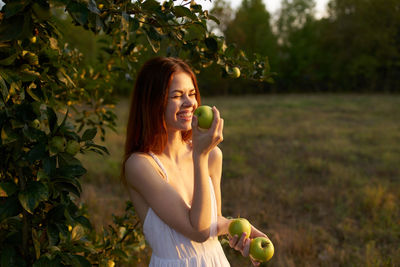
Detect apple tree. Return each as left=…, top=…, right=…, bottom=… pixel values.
left=0, top=0, right=273, bottom=265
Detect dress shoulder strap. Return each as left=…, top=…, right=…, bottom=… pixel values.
left=148, top=152, right=169, bottom=182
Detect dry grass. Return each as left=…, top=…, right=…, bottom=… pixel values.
left=78, top=94, right=400, bottom=266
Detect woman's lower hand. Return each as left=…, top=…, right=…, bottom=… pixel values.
left=228, top=233, right=261, bottom=266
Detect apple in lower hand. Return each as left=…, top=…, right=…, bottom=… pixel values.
left=228, top=218, right=251, bottom=239
left=193, top=105, right=214, bottom=129
left=250, top=237, right=274, bottom=262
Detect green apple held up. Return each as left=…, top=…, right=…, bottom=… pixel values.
left=250, top=237, right=274, bottom=262
left=228, top=218, right=251, bottom=239
left=193, top=105, right=214, bottom=129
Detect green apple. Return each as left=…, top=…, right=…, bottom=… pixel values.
left=31, top=119, right=40, bottom=129
left=193, top=105, right=214, bottom=129
left=228, top=218, right=251, bottom=239
left=50, top=136, right=66, bottom=153
left=250, top=237, right=274, bottom=262
left=231, top=67, right=241, bottom=79
left=65, top=140, right=80, bottom=156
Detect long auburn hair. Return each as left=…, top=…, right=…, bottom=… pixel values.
left=122, top=57, right=201, bottom=180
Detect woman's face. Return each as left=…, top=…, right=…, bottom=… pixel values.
left=164, top=72, right=198, bottom=132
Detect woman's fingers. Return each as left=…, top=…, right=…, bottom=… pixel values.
left=229, top=234, right=261, bottom=266
left=216, top=118, right=224, bottom=144
left=210, top=106, right=221, bottom=131
left=251, top=258, right=261, bottom=267
left=234, top=233, right=246, bottom=251
left=229, top=233, right=249, bottom=255
left=228, top=234, right=238, bottom=248
left=241, top=237, right=251, bottom=257
left=191, top=114, right=198, bottom=131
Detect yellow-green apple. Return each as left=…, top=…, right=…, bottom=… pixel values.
left=230, top=67, right=240, bottom=79
left=250, top=237, right=274, bottom=262
left=193, top=105, right=213, bottom=129
left=49, top=136, right=66, bottom=153
left=30, top=119, right=40, bottom=129
left=228, top=218, right=251, bottom=239
left=65, top=140, right=80, bottom=156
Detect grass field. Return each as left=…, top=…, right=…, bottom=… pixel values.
left=78, top=94, right=400, bottom=266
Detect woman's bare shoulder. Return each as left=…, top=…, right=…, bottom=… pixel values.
left=125, top=153, right=154, bottom=181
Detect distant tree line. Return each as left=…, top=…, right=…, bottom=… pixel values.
left=198, top=0, right=400, bottom=94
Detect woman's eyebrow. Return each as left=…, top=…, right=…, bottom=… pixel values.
left=170, top=88, right=196, bottom=94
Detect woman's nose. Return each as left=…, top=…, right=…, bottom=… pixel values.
left=182, top=95, right=196, bottom=107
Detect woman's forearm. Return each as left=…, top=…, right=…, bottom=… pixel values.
left=217, top=215, right=232, bottom=236
left=189, top=152, right=212, bottom=237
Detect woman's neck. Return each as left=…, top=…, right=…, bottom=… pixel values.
left=162, top=130, right=190, bottom=162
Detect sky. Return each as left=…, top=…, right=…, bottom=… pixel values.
left=196, top=0, right=330, bottom=18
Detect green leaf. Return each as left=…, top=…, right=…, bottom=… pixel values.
left=74, top=215, right=92, bottom=230
left=47, top=205, right=66, bottom=224
left=0, top=15, right=25, bottom=42
left=70, top=255, right=91, bottom=267
left=111, top=248, right=128, bottom=259
left=184, top=23, right=206, bottom=41
left=208, top=15, right=220, bottom=25
left=32, top=2, right=51, bottom=20
left=33, top=256, right=62, bottom=267
left=27, top=141, right=47, bottom=163
left=3, top=0, right=29, bottom=19
left=32, top=228, right=41, bottom=260
left=58, top=152, right=81, bottom=167
left=130, top=17, right=140, bottom=32
left=0, top=246, right=16, bottom=267
left=71, top=224, right=85, bottom=241
left=174, top=6, right=196, bottom=20
left=66, top=1, right=89, bottom=26
left=18, top=181, right=49, bottom=214
left=54, top=181, right=81, bottom=197
left=205, top=37, right=218, bottom=52
left=43, top=156, right=57, bottom=176
left=82, top=127, right=97, bottom=141
left=0, top=195, right=22, bottom=222
left=144, top=27, right=161, bottom=53
left=57, top=165, right=87, bottom=178
left=142, top=0, right=161, bottom=12
left=0, top=53, right=18, bottom=66
left=87, top=0, right=100, bottom=15
left=87, top=143, right=109, bottom=155
left=0, top=181, right=18, bottom=197
left=47, top=223, right=60, bottom=246
left=47, top=107, right=57, bottom=133
left=0, top=75, right=8, bottom=101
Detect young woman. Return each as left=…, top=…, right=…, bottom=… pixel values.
left=123, top=57, right=268, bottom=266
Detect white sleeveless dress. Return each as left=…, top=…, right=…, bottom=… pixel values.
left=143, top=152, right=230, bottom=267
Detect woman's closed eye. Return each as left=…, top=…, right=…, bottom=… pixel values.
left=172, top=93, right=196, bottom=98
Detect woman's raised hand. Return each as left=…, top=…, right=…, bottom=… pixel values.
left=191, top=106, right=224, bottom=156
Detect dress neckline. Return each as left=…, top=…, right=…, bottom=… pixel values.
left=148, top=151, right=192, bottom=208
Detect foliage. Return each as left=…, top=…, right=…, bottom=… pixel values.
left=198, top=0, right=277, bottom=95
left=275, top=0, right=400, bottom=92
left=207, top=0, right=400, bottom=93
left=0, top=0, right=272, bottom=265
